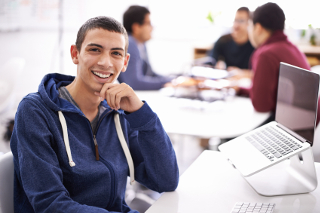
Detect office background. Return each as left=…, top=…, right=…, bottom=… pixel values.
left=1, top=0, right=320, bottom=165
left=0, top=0, right=319, bottom=97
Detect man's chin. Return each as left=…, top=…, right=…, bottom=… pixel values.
left=231, top=32, right=239, bottom=38
left=92, top=84, right=103, bottom=93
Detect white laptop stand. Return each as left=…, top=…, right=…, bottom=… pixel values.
left=243, top=148, right=318, bottom=196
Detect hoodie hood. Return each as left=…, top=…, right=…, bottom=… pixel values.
left=38, top=73, right=75, bottom=112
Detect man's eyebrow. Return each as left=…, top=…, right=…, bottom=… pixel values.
left=111, top=47, right=124, bottom=51
left=86, top=44, right=124, bottom=51
left=87, top=43, right=103, bottom=48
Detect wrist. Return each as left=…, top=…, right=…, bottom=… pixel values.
left=126, top=101, right=144, bottom=113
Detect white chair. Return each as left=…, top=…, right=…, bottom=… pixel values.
left=0, top=152, right=14, bottom=213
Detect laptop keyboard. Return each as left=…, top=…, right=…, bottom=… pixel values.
left=246, top=126, right=303, bottom=161
left=231, top=202, right=275, bottom=213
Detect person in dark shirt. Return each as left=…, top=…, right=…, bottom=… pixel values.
left=207, top=7, right=254, bottom=70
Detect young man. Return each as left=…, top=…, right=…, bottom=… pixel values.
left=10, top=16, right=179, bottom=213
left=207, top=7, right=254, bottom=70
left=118, top=5, right=173, bottom=90
left=248, top=3, right=310, bottom=115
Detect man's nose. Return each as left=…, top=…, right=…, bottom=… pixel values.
left=97, top=53, right=112, bottom=68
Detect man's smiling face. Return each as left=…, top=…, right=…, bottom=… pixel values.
left=71, top=28, right=129, bottom=93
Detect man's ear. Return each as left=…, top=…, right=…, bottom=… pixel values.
left=131, top=23, right=140, bottom=35
left=121, top=53, right=130, bottom=72
left=255, top=23, right=263, bottom=35
left=70, top=45, right=79, bottom=64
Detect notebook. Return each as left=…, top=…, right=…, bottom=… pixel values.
left=219, top=62, right=319, bottom=177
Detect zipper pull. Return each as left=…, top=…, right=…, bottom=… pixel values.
left=93, top=135, right=99, bottom=161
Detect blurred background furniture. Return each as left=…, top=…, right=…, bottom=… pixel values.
left=0, top=151, right=14, bottom=213
left=194, top=44, right=320, bottom=66
left=0, top=58, right=25, bottom=155
left=0, top=57, right=25, bottom=117
left=136, top=90, right=270, bottom=139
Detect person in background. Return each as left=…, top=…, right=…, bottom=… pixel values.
left=248, top=2, right=310, bottom=118
left=10, top=16, right=179, bottom=213
left=206, top=7, right=254, bottom=71
left=119, top=5, right=173, bottom=90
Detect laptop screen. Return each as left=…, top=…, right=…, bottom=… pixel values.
left=275, top=63, right=319, bottom=145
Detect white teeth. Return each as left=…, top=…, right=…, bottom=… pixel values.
left=93, top=71, right=111, bottom=78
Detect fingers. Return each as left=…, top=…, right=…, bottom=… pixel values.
left=96, top=83, right=116, bottom=100
left=96, top=83, right=133, bottom=110
left=114, top=90, right=123, bottom=110
left=107, top=87, right=122, bottom=110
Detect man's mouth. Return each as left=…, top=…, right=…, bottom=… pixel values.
left=92, top=71, right=113, bottom=79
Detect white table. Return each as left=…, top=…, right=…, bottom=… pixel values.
left=146, top=151, right=320, bottom=213
left=136, top=91, right=270, bottom=139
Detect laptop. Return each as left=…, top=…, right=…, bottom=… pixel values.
left=219, top=62, right=319, bottom=177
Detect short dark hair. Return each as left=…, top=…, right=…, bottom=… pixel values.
left=252, top=3, right=285, bottom=31
left=75, top=16, right=128, bottom=53
left=123, top=5, right=150, bottom=34
left=237, top=7, right=250, bottom=15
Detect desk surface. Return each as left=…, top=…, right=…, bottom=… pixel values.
left=146, top=151, right=320, bottom=213
left=136, top=91, right=270, bottom=139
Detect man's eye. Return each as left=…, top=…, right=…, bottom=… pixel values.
left=113, top=52, right=123, bottom=56
left=90, top=48, right=100, bottom=52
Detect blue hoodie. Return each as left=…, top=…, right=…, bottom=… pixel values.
left=10, top=73, right=179, bottom=213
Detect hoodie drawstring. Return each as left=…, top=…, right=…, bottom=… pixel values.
left=58, top=111, right=76, bottom=167
left=114, top=113, right=135, bottom=185
left=58, top=111, right=135, bottom=185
